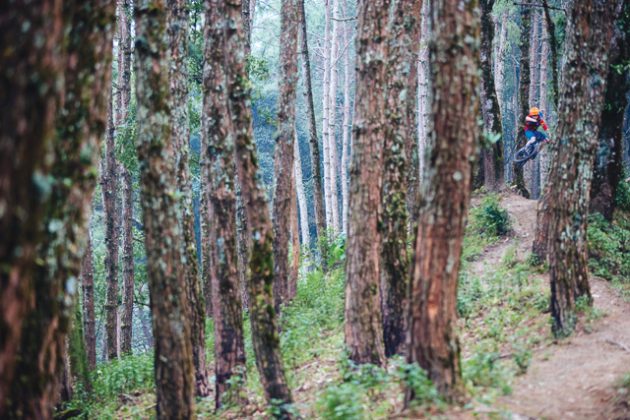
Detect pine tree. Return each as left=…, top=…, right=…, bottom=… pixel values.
left=135, top=0, right=195, bottom=416
left=406, top=0, right=480, bottom=401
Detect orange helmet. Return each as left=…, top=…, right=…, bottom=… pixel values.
left=529, top=107, right=540, bottom=116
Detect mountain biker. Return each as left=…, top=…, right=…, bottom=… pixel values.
left=524, top=106, right=549, bottom=148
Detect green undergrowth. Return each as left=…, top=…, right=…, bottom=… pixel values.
left=74, top=194, right=554, bottom=419
left=587, top=210, right=630, bottom=300
left=463, top=194, right=511, bottom=261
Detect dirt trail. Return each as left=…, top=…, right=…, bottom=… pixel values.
left=469, top=193, right=630, bottom=420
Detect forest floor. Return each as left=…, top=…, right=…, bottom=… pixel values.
left=455, top=194, right=630, bottom=419
left=84, top=192, right=630, bottom=419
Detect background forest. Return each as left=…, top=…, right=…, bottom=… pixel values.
left=1, top=0, right=630, bottom=419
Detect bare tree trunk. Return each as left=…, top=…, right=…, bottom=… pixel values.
left=82, top=234, right=97, bottom=370
left=294, top=133, right=311, bottom=248
left=524, top=11, right=541, bottom=198
left=344, top=0, right=391, bottom=367
left=538, top=28, right=551, bottom=191
left=322, top=0, right=333, bottom=231
left=135, top=0, right=195, bottom=417
left=417, top=0, right=431, bottom=183
left=545, top=0, right=619, bottom=337
left=589, top=13, right=628, bottom=221
left=340, top=0, right=352, bottom=235
left=406, top=0, right=480, bottom=402
left=513, top=5, right=531, bottom=198
left=204, top=2, right=247, bottom=408
left=298, top=0, right=327, bottom=262
left=542, top=0, right=559, bottom=109
left=120, top=170, right=134, bottom=355
left=168, top=0, right=209, bottom=398
left=289, top=178, right=300, bottom=301
left=327, top=0, right=341, bottom=233
left=116, top=0, right=135, bottom=357
left=273, top=0, right=300, bottom=310
left=224, top=0, right=294, bottom=413
left=1, top=2, right=115, bottom=416
left=380, top=0, right=422, bottom=358
left=103, top=99, right=119, bottom=361
left=479, top=0, right=504, bottom=191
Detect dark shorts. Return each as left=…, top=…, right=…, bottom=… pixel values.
left=525, top=130, right=547, bottom=142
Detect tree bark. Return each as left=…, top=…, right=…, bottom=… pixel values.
left=135, top=0, right=195, bottom=417
left=168, top=0, right=209, bottom=398
left=380, top=0, right=422, bottom=358
left=545, top=0, right=619, bottom=337
left=322, top=0, right=333, bottom=231
left=82, top=234, right=97, bottom=370
left=542, top=0, right=559, bottom=109
left=344, top=0, right=391, bottom=367
left=480, top=0, right=504, bottom=191
left=589, top=11, right=629, bottom=221
left=272, top=0, right=300, bottom=310
left=203, top=0, right=246, bottom=408
left=1, top=1, right=115, bottom=416
left=289, top=177, right=300, bottom=301
left=340, top=0, right=353, bottom=234
left=298, top=0, right=327, bottom=262
left=120, top=170, right=134, bottom=355
left=294, top=133, right=311, bottom=248
left=406, top=0, right=480, bottom=402
left=116, top=0, right=135, bottom=357
left=223, top=0, right=294, bottom=413
left=417, top=0, right=431, bottom=184
left=327, top=0, right=341, bottom=233
left=513, top=5, right=531, bottom=198
left=103, top=96, right=120, bottom=361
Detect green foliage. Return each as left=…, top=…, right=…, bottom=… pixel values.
left=615, top=178, right=630, bottom=212
left=317, top=357, right=442, bottom=419
left=587, top=213, right=630, bottom=285
left=280, top=268, right=345, bottom=368
left=463, top=350, right=512, bottom=396
left=469, top=195, right=511, bottom=238
left=91, top=354, right=154, bottom=401
left=317, top=383, right=365, bottom=420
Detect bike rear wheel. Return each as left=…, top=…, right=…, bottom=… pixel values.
left=514, top=144, right=536, bottom=164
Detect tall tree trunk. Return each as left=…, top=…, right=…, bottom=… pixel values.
left=406, top=0, right=480, bottom=402
left=272, top=0, right=300, bottom=310
left=538, top=27, right=551, bottom=191
left=116, top=0, right=135, bottom=357
left=168, top=0, right=209, bottom=398
left=294, top=133, right=311, bottom=248
left=327, top=0, right=341, bottom=233
left=135, top=0, right=195, bottom=417
left=298, top=0, right=327, bottom=262
left=545, top=0, right=619, bottom=337
left=289, top=179, right=300, bottom=301
left=103, top=98, right=119, bottom=361
left=589, top=11, right=629, bottom=220
left=223, top=0, right=294, bottom=413
left=120, top=170, right=134, bottom=355
left=82, top=234, right=97, bottom=370
left=204, top=0, right=246, bottom=407
left=1, top=1, right=115, bottom=416
left=480, top=0, right=504, bottom=191
left=322, top=0, right=333, bottom=231
left=344, top=0, right=391, bottom=367
left=380, top=0, right=422, bottom=358
left=417, top=0, right=431, bottom=183
left=524, top=11, right=541, bottom=198
left=340, top=0, right=353, bottom=235
left=542, top=0, right=559, bottom=109
left=201, top=161, right=214, bottom=318
left=513, top=5, right=531, bottom=198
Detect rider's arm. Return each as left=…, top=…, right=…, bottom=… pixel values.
left=540, top=118, right=549, bottom=131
